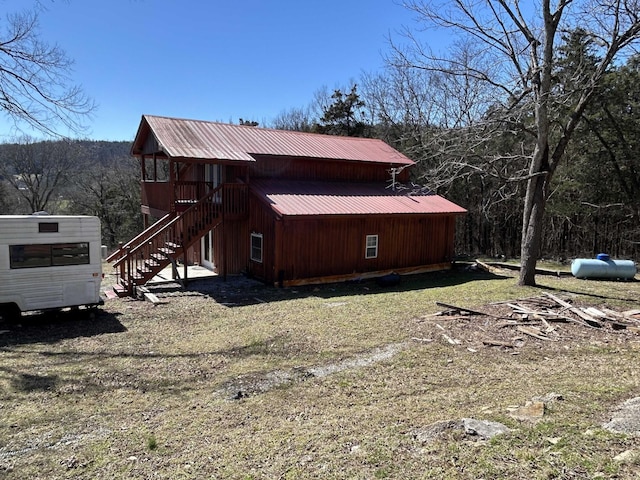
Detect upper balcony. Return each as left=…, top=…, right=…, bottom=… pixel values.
left=141, top=180, right=248, bottom=219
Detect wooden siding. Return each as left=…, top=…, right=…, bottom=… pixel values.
left=249, top=155, right=410, bottom=183
left=141, top=181, right=171, bottom=214
left=275, top=215, right=456, bottom=282
left=212, top=218, right=249, bottom=276
left=249, top=191, right=457, bottom=284
left=247, top=194, right=277, bottom=282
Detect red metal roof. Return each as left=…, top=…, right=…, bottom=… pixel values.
left=133, top=115, right=415, bottom=166
left=251, top=179, right=467, bottom=216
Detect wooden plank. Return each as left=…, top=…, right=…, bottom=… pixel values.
left=435, top=302, right=496, bottom=318
left=583, top=307, right=608, bottom=318
left=143, top=292, right=161, bottom=304
left=602, top=308, right=640, bottom=323
left=542, top=292, right=603, bottom=327
left=482, top=339, right=516, bottom=347
left=542, top=291, right=573, bottom=309
left=475, top=260, right=502, bottom=274
left=495, top=320, right=523, bottom=328
left=282, top=263, right=452, bottom=288
left=442, top=334, right=461, bottom=345
left=517, top=325, right=550, bottom=340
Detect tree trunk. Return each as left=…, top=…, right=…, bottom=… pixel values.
left=519, top=173, right=548, bottom=286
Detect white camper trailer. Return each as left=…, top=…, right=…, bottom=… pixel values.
left=0, top=215, right=103, bottom=320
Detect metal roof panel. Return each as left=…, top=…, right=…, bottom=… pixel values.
left=137, top=115, right=415, bottom=165
left=251, top=179, right=467, bottom=216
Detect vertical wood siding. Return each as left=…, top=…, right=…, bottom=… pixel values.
left=213, top=218, right=249, bottom=276
left=247, top=195, right=277, bottom=282
left=275, top=215, right=456, bottom=281
left=249, top=155, right=410, bottom=183
left=248, top=195, right=457, bottom=284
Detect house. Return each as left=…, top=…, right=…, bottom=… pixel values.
left=108, top=115, right=466, bottom=295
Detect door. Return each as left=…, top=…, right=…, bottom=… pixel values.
left=201, top=163, right=222, bottom=271
left=201, top=229, right=215, bottom=270
left=205, top=163, right=222, bottom=203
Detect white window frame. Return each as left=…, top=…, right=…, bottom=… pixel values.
left=250, top=233, right=263, bottom=263
left=365, top=234, right=378, bottom=259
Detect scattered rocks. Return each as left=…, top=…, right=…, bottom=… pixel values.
left=603, top=397, right=640, bottom=434
left=413, top=418, right=511, bottom=444
left=508, top=400, right=546, bottom=421
left=413, top=420, right=463, bottom=444
left=613, top=449, right=640, bottom=464
left=532, top=392, right=563, bottom=403
left=462, top=418, right=512, bottom=439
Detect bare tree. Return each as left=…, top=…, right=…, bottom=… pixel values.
left=271, top=106, right=314, bottom=132
left=0, top=7, right=95, bottom=136
left=67, top=154, right=142, bottom=248
left=0, top=179, right=19, bottom=214
left=394, top=0, right=640, bottom=285
left=0, top=136, right=82, bottom=213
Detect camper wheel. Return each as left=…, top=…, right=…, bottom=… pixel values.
left=0, top=303, right=21, bottom=323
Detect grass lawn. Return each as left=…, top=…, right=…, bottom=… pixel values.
left=1, top=266, right=639, bottom=479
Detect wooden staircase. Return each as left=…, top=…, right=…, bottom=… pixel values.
left=107, top=183, right=248, bottom=297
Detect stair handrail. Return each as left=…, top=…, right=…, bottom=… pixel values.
left=125, top=184, right=226, bottom=259
left=106, top=211, right=176, bottom=264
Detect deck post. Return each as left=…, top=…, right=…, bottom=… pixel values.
left=183, top=249, right=188, bottom=287
left=222, top=198, right=227, bottom=282
left=124, top=245, right=132, bottom=295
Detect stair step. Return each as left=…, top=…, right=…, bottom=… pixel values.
left=104, top=288, right=118, bottom=300
left=112, top=283, right=129, bottom=297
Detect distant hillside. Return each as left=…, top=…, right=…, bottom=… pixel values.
left=0, top=140, right=132, bottom=173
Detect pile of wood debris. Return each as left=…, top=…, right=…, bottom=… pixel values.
left=430, top=292, right=640, bottom=348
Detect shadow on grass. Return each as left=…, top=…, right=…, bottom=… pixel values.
left=10, top=372, right=59, bottom=392
left=536, top=279, right=639, bottom=304
left=167, top=265, right=512, bottom=307
left=0, top=332, right=320, bottom=397
left=0, top=308, right=126, bottom=348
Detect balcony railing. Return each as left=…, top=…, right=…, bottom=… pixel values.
left=141, top=181, right=248, bottom=216
left=141, top=181, right=171, bottom=212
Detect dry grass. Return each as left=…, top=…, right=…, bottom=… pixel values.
left=1, top=266, right=640, bottom=479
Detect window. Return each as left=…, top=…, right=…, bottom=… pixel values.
left=365, top=235, right=378, bottom=259
left=10, top=243, right=90, bottom=269
left=38, top=222, right=58, bottom=233
left=52, top=243, right=90, bottom=266
left=250, top=233, right=263, bottom=263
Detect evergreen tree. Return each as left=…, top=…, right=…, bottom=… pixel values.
left=314, top=84, right=369, bottom=137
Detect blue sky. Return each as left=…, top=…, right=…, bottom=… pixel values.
left=0, top=0, right=421, bottom=141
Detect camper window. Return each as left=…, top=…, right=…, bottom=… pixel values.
left=10, top=242, right=90, bottom=269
